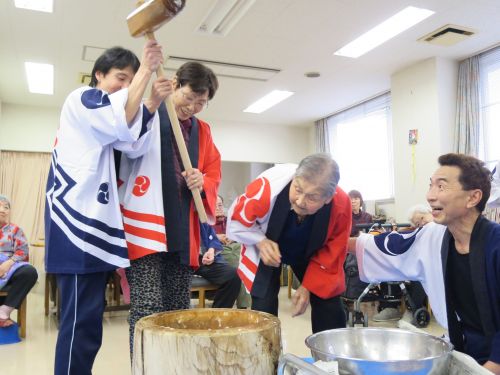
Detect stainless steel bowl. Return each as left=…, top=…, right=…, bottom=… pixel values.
left=305, top=328, right=453, bottom=375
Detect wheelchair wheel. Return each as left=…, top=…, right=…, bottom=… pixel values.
left=349, top=311, right=368, bottom=327
left=343, top=304, right=350, bottom=325
left=413, top=307, right=431, bottom=328
left=348, top=311, right=354, bottom=327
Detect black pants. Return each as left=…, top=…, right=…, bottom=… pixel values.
left=195, top=258, right=241, bottom=308
left=251, top=263, right=346, bottom=333
left=54, top=272, right=108, bottom=375
left=0, top=264, right=38, bottom=308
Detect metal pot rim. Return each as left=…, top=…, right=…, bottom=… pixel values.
left=305, top=327, right=453, bottom=362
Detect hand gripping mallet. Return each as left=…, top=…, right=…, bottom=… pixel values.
left=127, top=0, right=209, bottom=223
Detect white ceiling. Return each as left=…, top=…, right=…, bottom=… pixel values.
left=1, top=0, right=500, bottom=128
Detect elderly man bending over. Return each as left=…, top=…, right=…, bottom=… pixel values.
left=227, top=153, right=352, bottom=333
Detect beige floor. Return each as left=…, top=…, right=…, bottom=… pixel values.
left=1, top=278, right=446, bottom=375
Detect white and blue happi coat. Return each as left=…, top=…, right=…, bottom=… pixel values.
left=355, top=222, right=448, bottom=327
left=356, top=218, right=500, bottom=363
left=45, top=86, right=156, bottom=274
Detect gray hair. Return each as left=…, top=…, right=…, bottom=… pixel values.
left=295, top=153, right=340, bottom=197
left=407, top=204, right=431, bottom=222
left=0, top=194, right=11, bottom=208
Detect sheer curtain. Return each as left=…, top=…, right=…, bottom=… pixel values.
left=0, top=150, right=51, bottom=242
left=326, top=92, right=393, bottom=200
left=478, top=46, right=500, bottom=164
left=454, top=56, right=480, bottom=155
left=314, top=118, right=330, bottom=153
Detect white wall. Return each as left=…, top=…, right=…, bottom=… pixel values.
left=0, top=103, right=314, bottom=163
left=390, top=57, right=458, bottom=221
left=0, top=103, right=59, bottom=152
left=219, top=161, right=273, bottom=209
left=210, top=120, right=313, bottom=164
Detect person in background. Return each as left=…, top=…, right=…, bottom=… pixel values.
left=213, top=195, right=227, bottom=237
left=347, top=190, right=401, bottom=322
left=408, top=203, right=434, bottom=228
left=212, top=194, right=251, bottom=308
left=351, top=153, right=500, bottom=372
left=195, top=222, right=241, bottom=308
left=343, top=190, right=372, bottom=303
left=227, top=153, right=351, bottom=333
left=45, top=40, right=172, bottom=375
left=0, top=195, right=38, bottom=327
left=118, top=61, right=221, bottom=357
left=348, top=190, right=373, bottom=237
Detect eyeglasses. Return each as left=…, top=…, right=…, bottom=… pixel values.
left=179, top=85, right=209, bottom=110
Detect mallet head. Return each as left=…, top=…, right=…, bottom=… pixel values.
left=127, top=0, right=186, bottom=37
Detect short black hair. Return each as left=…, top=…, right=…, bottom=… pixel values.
left=89, top=47, right=140, bottom=87
left=438, top=153, right=491, bottom=212
left=175, top=62, right=219, bottom=100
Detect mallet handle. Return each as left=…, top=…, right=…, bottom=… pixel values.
left=145, top=32, right=208, bottom=223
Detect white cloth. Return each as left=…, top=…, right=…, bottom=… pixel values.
left=355, top=222, right=448, bottom=328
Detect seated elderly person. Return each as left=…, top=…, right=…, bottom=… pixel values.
left=195, top=222, right=241, bottom=308
left=0, top=195, right=38, bottom=327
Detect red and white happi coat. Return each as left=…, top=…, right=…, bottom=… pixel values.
left=227, top=163, right=352, bottom=299
left=118, top=115, right=220, bottom=267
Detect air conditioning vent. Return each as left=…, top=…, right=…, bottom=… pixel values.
left=80, top=46, right=280, bottom=82
left=418, top=24, right=475, bottom=46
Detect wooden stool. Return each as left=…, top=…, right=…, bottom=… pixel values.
left=190, top=275, right=218, bottom=308
left=0, top=288, right=27, bottom=338
left=287, top=266, right=293, bottom=299
left=44, top=273, right=58, bottom=316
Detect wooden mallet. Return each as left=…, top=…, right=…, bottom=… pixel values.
left=127, top=0, right=209, bottom=223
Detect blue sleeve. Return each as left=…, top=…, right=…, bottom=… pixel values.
left=140, top=105, right=154, bottom=137
left=200, top=223, right=223, bottom=251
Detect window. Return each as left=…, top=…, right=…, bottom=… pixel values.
left=479, top=46, right=500, bottom=166
left=327, top=92, right=393, bottom=200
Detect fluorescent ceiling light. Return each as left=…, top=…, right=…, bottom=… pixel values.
left=244, top=90, right=294, bottom=114
left=25, top=62, right=54, bottom=95
left=15, top=0, right=53, bottom=13
left=334, top=6, right=434, bottom=58
left=197, top=0, right=256, bottom=36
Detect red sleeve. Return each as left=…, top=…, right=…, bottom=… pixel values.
left=11, top=225, right=30, bottom=262
left=302, top=187, right=352, bottom=298
left=197, top=119, right=221, bottom=222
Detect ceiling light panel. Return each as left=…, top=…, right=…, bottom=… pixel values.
left=334, top=6, right=434, bottom=58
left=15, top=0, right=53, bottom=13
left=197, top=0, right=256, bottom=36
left=25, top=62, right=54, bottom=95
left=244, top=90, right=294, bottom=114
